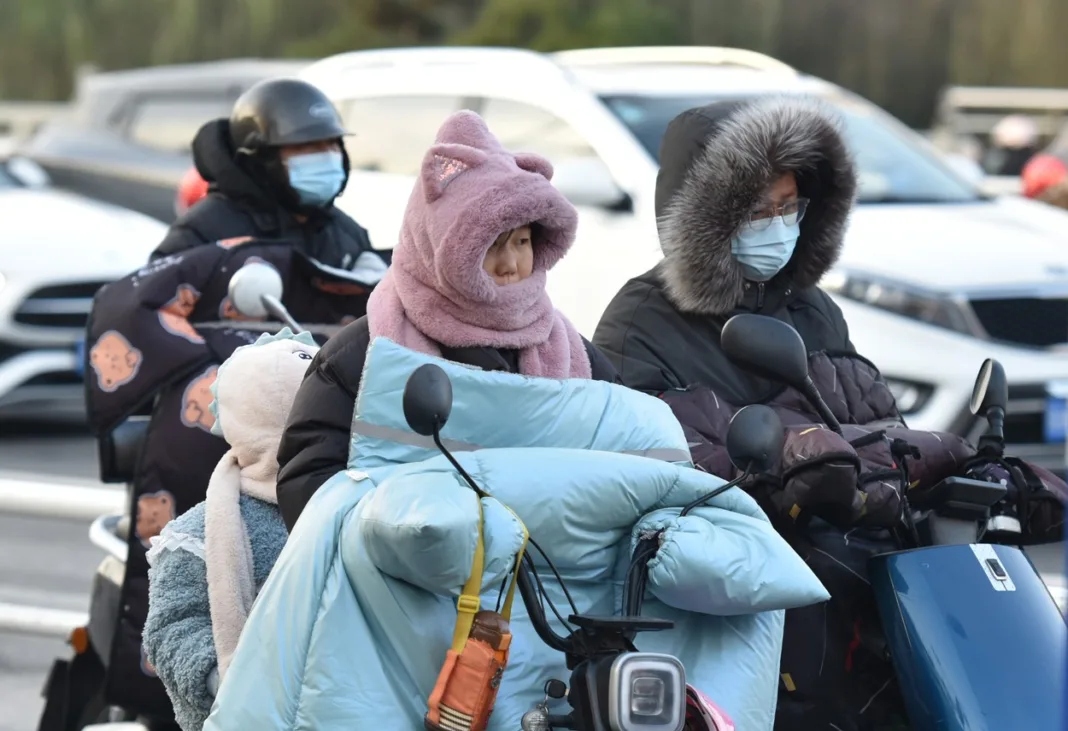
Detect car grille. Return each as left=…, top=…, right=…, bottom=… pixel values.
left=14, top=281, right=109, bottom=329
left=0, top=341, right=27, bottom=364
left=969, top=297, right=1068, bottom=348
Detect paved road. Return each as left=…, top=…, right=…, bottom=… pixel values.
left=0, top=423, right=101, bottom=731
left=0, top=422, right=1063, bottom=730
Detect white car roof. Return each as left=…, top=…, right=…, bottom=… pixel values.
left=560, top=65, right=838, bottom=97
left=301, top=45, right=841, bottom=101
left=303, top=47, right=571, bottom=97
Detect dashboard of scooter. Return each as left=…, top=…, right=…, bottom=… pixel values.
left=908, top=476, right=1022, bottom=546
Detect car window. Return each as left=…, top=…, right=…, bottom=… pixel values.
left=128, top=96, right=234, bottom=153
left=478, top=98, right=599, bottom=163
left=341, top=96, right=464, bottom=175
left=1049, top=121, right=1068, bottom=157
left=601, top=93, right=982, bottom=203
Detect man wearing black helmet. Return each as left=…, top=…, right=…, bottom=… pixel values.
left=151, top=77, right=387, bottom=271
left=70, top=79, right=384, bottom=731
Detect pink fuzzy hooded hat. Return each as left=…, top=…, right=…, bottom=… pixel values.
left=366, top=110, right=591, bottom=379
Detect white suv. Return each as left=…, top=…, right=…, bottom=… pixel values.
left=0, top=156, right=165, bottom=420
left=302, top=46, right=1068, bottom=473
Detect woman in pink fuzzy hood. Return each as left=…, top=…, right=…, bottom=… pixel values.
left=275, top=110, right=618, bottom=530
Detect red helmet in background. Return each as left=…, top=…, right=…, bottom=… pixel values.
left=1021, top=153, right=1068, bottom=199
left=176, top=167, right=210, bottom=215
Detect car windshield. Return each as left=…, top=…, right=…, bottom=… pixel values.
left=0, top=166, right=16, bottom=189
left=600, top=93, right=982, bottom=203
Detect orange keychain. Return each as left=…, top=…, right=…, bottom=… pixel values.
left=425, top=500, right=528, bottom=731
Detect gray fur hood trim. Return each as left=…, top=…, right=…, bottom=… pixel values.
left=656, top=96, right=858, bottom=315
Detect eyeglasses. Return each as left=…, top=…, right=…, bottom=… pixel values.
left=745, top=197, right=810, bottom=231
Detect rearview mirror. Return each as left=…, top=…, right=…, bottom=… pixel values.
left=726, top=405, right=784, bottom=474
left=969, top=358, right=1007, bottom=417
left=228, top=263, right=284, bottom=319
left=721, top=314, right=844, bottom=434
left=720, top=314, right=810, bottom=392
left=552, top=157, right=631, bottom=211
left=403, top=363, right=453, bottom=437
left=5, top=155, right=50, bottom=187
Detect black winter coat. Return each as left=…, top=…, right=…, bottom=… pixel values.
left=151, top=119, right=387, bottom=270
left=595, top=264, right=854, bottom=404
left=275, top=317, right=619, bottom=531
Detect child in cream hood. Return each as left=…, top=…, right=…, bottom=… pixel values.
left=143, top=329, right=318, bottom=731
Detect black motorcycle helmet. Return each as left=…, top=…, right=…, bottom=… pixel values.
left=229, top=78, right=353, bottom=214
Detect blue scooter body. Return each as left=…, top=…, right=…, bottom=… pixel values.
left=870, top=544, right=1065, bottom=731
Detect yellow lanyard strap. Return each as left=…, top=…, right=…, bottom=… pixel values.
left=451, top=498, right=530, bottom=654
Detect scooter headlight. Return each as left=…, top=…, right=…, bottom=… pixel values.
left=607, top=653, right=686, bottom=731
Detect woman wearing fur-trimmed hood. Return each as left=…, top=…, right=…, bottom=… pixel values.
left=593, top=95, right=859, bottom=405
left=593, top=96, right=915, bottom=730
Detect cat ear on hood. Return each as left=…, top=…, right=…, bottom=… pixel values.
left=421, top=143, right=488, bottom=203
left=513, top=152, right=554, bottom=181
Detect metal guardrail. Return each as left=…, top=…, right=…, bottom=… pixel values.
left=0, top=474, right=124, bottom=521
left=0, top=601, right=87, bottom=639
left=0, top=474, right=122, bottom=638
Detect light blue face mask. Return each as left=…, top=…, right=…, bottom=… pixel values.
left=730, top=216, right=800, bottom=282
left=287, top=150, right=345, bottom=207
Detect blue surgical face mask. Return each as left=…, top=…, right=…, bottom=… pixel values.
left=730, top=216, right=800, bottom=282
left=286, top=150, right=345, bottom=207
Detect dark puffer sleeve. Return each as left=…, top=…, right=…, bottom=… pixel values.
left=593, top=279, right=684, bottom=394
left=659, top=387, right=738, bottom=479
left=276, top=317, right=371, bottom=531
left=581, top=338, right=621, bottom=384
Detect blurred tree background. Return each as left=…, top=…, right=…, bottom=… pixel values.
left=1, top=0, right=1066, bottom=127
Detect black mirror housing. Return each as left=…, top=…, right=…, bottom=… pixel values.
left=402, top=363, right=454, bottom=437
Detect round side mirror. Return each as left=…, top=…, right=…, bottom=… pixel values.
left=721, top=314, right=810, bottom=391
left=726, top=404, right=785, bottom=474
left=969, top=358, right=1007, bottom=416
left=228, top=263, right=283, bottom=319
left=402, top=363, right=454, bottom=437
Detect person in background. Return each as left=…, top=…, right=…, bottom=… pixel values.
left=1021, top=121, right=1068, bottom=209
left=152, top=77, right=389, bottom=272
left=175, top=167, right=209, bottom=217
left=982, top=113, right=1041, bottom=177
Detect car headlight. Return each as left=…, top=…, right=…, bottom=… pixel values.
left=608, top=653, right=686, bottom=731
left=821, top=270, right=978, bottom=335
left=884, top=377, right=934, bottom=415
